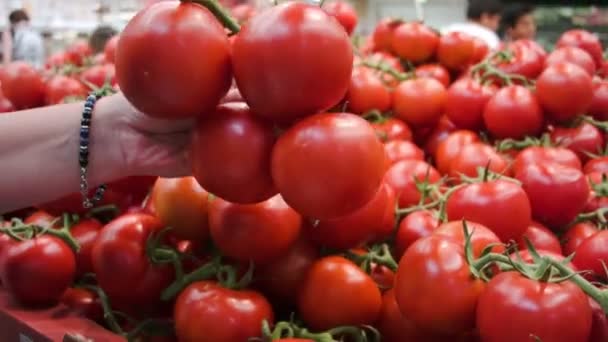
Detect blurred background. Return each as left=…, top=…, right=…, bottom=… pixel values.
left=1, top=0, right=608, bottom=55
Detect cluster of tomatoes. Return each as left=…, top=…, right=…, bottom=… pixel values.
left=3, top=0, right=608, bottom=341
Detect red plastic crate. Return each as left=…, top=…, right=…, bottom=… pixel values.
left=0, top=290, right=124, bottom=342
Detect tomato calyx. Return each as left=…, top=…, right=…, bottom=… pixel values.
left=470, top=50, right=533, bottom=87
left=181, top=0, right=240, bottom=34
left=570, top=207, right=608, bottom=228
left=260, top=320, right=380, bottom=342
left=581, top=115, right=608, bottom=134
left=589, top=173, right=608, bottom=197
left=0, top=213, right=81, bottom=252
left=345, top=244, right=398, bottom=273
left=495, top=134, right=554, bottom=152
left=358, top=59, right=413, bottom=84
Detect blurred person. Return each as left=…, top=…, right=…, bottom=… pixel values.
left=2, top=9, right=45, bottom=68
left=89, top=25, right=118, bottom=55
left=442, top=0, right=503, bottom=50
left=500, top=3, right=537, bottom=42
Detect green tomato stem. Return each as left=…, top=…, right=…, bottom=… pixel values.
left=182, top=0, right=240, bottom=34
left=160, top=261, right=218, bottom=301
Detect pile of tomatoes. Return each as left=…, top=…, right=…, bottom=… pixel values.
left=3, top=0, right=608, bottom=341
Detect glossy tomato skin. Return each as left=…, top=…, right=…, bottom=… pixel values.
left=446, top=180, right=532, bottom=243
left=393, top=77, right=447, bottom=128
left=584, top=157, right=608, bottom=174
left=377, top=289, right=422, bottom=342
left=515, top=162, right=589, bottom=229
left=550, top=123, right=604, bottom=163
left=545, top=46, right=596, bottom=76
left=394, top=210, right=439, bottom=260
left=385, top=159, right=441, bottom=208
left=513, top=146, right=582, bottom=171
left=394, top=235, right=484, bottom=335
left=589, top=81, right=608, bottom=121
left=496, top=40, right=545, bottom=79
left=563, top=222, right=599, bottom=256
left=24, top=210, right=57, bottom=227
left=371, top=117, right=412, bottom=142
left=391, top=22, right=438, bottom=63
left=1, top=62, right=45, bottom=109
left=271, top=113, right=385, bottom=219
left=384, top=140, right=424, bottom=165
left=71, top=218, right=104, bottom=277
left=448, top=143, right=509, bottom=179
left=573, top=230, right=608, bottom=280
left=346, top=68, right=391, bottom=114
left=445, top=78, right=495, bottom=130
left=415, top=64, right=451, bottom=88
left=557, top=29, right=604, bottom=68
left=45, top=75, right=88, bottom=105
left=66, top=41, right=93, bottom=66
left=191, top=102, right=277, bottom=204
left=310, top=182, right=395, bottom=250
left=45, top=52, right=68, bottom=69
left=209, top=195, right=301, bottom=264
left=483, top=85, right=543, bottom=139
left=116, top=1, right=231, bottom=119
left=61, top=287, right=103, bottom=322
left=589, top=298, right=608, bottom=342
left=298, top=256, right=382, bottom=330
left=372, top=19, right=401, bottom=52
left=434, top=221, right=505, bottom=257
left=152, top=177, right=210, bottom=242
left=437, top=32, right=475, bottom=71
left=536, top=62, right=593, bottom=123
left=233, top=2, right=352, bottom=123
left=91, top=213, right=174, bottom=310
left=322, top=1, right=358, bottom=35
left=434, top=130, right=479, bottom=174
left=174, top=281, right=274, bottom=342
left=256, top=236, right=318, bottom=304
left=477, top=272, right=592, bottom=342
left=81, top=64, right=116, bottom=88
left=104, top=35, right=119, bottom=64
left=517, top=221, right=562, bottom=255
left=1, top=236, right=76, bottom=306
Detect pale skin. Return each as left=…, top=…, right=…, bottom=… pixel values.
left=0, top=93, right=194, bottom=214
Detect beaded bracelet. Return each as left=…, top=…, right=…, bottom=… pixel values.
left=79, top=93, right=107, bottom=208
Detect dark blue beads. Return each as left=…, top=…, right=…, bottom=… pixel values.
left=79, top=92, right=106, bottom=208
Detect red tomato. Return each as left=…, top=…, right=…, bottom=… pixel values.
left=422, top=115, right=458, bottom=157
left=434, top=221, right=505, bottom=257
left=437, top=32, right=475, bottom=71
left=434, top=130, right=480, bottom=174
left=310, top=182, right=395, bottom=250
left=550, top=123, right=605, bottom=163
left=0, top=62, right=45, bottom=109
left=191, top=102, right=277, bottom=204
left=573, top=230, right=608, bottom=280
left=545, top=46, right=596, bottom=76
left=394, top=210, right=439, bottom=260
left=271, top=113, right=385, bottom=219
left=496, top=40, right=545, bottom=80
left=536, top=62, right=593, bottom=123
left=446, top=179, right=532, bottom=242
left=589, top=297, right=608, bottom=342
left=448, top=143, right=509, bottom=179
left=471, top=37, right=489, bottom=64
left=391, top=22, right=438, bottom=64
left=483, top=85, right=543, bottom=139
left=346, top=68, right=391, bottom=114
left=385, top=159, right=441, bottom=208
left=477, top=272, right=592, bottom=342
left=71, top=218, right=103, bottom=277
left=81, top=64, right=116, bottom=88
left=45, top=52, right=68, bottom=69
left=384, top=140, right=424, bottom=165
left=24, top=210, right=56, bottom=227
left=513, top=249, right=573, bottom=268
left=209, top=195, right=301, bottom=264
left=66, top=41, right=93, bottom=66
left=91, top=213, right=174, bottom=310
left=371, top=117, right=413, bottom=142
left=60, top=287, right=103, bottom=322
left=557, top=29, right=604, bottom=68
left=377, top=289, right=422, bottom=342
left=514, top=146, right=582, bottom=171
left=445, top=78, right=496, bottom=130
left=563, top=222, right=598, bottom=256
left=393, top=77, right=447, bottom=128
left=256, top=236, right=318, bottom=304
left=515, top=162, right=589, bottom=229
left=589, top=80, right=608, bottom=121
left=394, top=235, right=484, bottom=335
left=415, top=64, right=451, bottom=88
left=322, top=1, right=358, bottom=35
left=116, top=1, right=231, bottom=119
left=174, top=281, right=274, bottom=342
left=298, top=256, right=382, bottom=330
left=45, top=75, right=88, bottom=105
left=233, top=2, right=352, bottom=123
left=517, top=221, right=562, bottom=255
left=152, top=177, right=210, bottom=241
left=104, top=35, right=119, bottom=64
left=364, top=52, right=404, bottom=87
left=372, top=19, right=401, bottom=52
left=1, top=236, right=75, bottom=306
left=584, top=157, right=608, bottom=175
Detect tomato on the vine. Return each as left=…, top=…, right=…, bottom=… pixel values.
left=550, top=122, right=604, bottom=163
left=377, top=289, right=423, bottom=342
left=589, top=80, right=608, bottom=121
left=445, top=78, right=496, bottom=131
left=60, top=287, right=103, bottom=322
left=371, top=117, right=412, bottom=142
left=584, top=156, right=608, bottom=174
left=514, top=146, right=582, bottom=171
left=391, top=22, right=438, bottom=64
left=0, top=61, right=45, bottom=109
left=437, top=32, right=475, bottom=71
left=394, top=210, right=439, bottom=260
left=174, top=281, right=274, bottom=342
left=346, top=68, right=391, bottom=114
left=116, top=1, right=232, bottom=119
left=545, top=46, right=596, bottom=76
left=298, top=256, right=382, bottom=330
left=448, top=143, right=509, bottom=179
left=562, top=222, right=599, bottom=256
left=557, top=29, right=604, bottom=68
left=45, top=75, right=88, bottom=105
left=483, top=85, right=543, bottom=139
left=371, top=19, right=401, bottom=52
left=81, top=64, right=116, bottom=88
left=434, top=221, right=505, bottom=257
left=393, top=77, right=447, bottom=128
left=434, top=130, right=480, bottom=174
left=322, top=1, right=358, bottom=35
left=517, top=221, right=562, bottom=255
left=384, top=140, right=424, bottom=165
left=415, top=64, right=451, bottom=87
left=496, top=40, right=545, bottom=79
left=70, top=218, right=103, bottom=277
left=573, top=230, right=608, bottom=280
left=385, top=159, right=441, bottom=208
